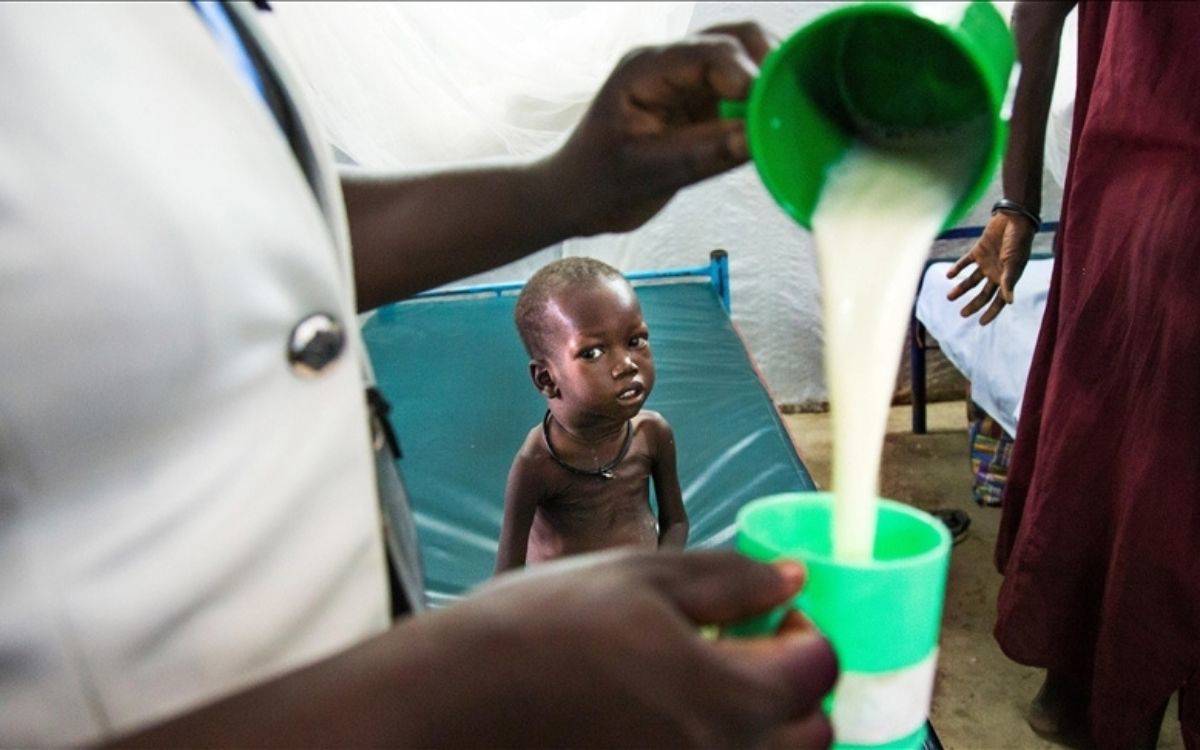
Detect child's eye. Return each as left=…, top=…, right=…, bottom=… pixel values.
left=629, top=335, right=648, bottom=349
left=580, top=347, right=603, bottom=361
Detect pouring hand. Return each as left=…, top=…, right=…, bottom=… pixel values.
left=549, top=22, right=777, bottom=236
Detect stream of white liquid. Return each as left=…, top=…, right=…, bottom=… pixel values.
left=812, top=143, right=974, bottom=561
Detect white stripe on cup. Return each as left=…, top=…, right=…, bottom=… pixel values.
left=831, top=649, right=938, bottom=746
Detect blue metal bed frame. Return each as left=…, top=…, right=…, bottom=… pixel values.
left=415, top=249, right=732, bottom=313
left=910, top=222, right=1059, bottom=434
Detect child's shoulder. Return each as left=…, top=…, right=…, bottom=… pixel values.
left=635, top=409, right=670, bottom=427
left=634, top=410, right=674, bottom=439
left=515, top=422, right=550, bottom=460
left=505, top=423, right=557, bottom=500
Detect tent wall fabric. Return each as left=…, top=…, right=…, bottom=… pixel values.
left=271, top=2, right=1077, bottom=408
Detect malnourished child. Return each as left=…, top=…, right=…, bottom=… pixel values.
left=495, top=258, right=688, bottom=572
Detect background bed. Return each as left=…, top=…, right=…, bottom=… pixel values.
left=363, top=252, right=817, bottom=604
left=364, top=252, right=946, bottom=749
left=909, top=223, right=1058, bottom=436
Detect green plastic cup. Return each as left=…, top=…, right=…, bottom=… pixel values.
left=730, top=492, right=951, bottom=749
left=722, top=1, right=1015, bottom=231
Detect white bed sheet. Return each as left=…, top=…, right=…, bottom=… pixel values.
left=914, top=258, right=1055, bottom=437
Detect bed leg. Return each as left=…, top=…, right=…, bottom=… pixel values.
left=709, top=249, right=731, bottom=314
left=911, top=317, right=927, bottom=435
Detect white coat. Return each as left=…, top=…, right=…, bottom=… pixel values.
left=0, top=2, right=413, bottom=744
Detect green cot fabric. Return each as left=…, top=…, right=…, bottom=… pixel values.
left=362, top=280, right=817, bottom=604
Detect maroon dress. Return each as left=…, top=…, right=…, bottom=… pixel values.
left=994, top=2, right=1200, bottom=747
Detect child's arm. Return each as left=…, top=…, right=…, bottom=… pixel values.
left=494, top=450, right=544, bottom=574
left=648, top=415, right=688, bottom=550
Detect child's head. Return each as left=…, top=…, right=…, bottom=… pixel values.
left=515, top=257, right=655, bottom=420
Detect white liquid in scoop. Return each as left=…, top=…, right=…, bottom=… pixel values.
left=812, top=142, right=974, bottom=561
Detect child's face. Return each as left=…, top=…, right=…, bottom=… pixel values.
left=541, top=278, right=655, bottom=421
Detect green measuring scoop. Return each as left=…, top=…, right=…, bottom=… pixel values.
left=722, top=1, right=1015, bottom=230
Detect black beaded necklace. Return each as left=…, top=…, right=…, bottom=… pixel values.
left=542, top=410, right=633, bottom=480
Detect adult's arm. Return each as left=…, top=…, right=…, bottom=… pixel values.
left=111, top=551, right=836, bottom=748
left=947, top=0, right=1076, bottom=324
left=344, top=24, right=773, bottom=311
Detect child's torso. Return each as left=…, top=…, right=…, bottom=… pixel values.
left=527, top=419, right=660, bottom=561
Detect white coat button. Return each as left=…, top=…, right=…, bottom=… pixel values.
left=288, top=313, right=345, bottom=377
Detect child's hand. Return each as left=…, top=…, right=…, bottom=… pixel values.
left=549, top=23, right=776, bottom=236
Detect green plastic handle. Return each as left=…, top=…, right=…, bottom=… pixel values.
left=719, top=99, right=749, bottom=120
